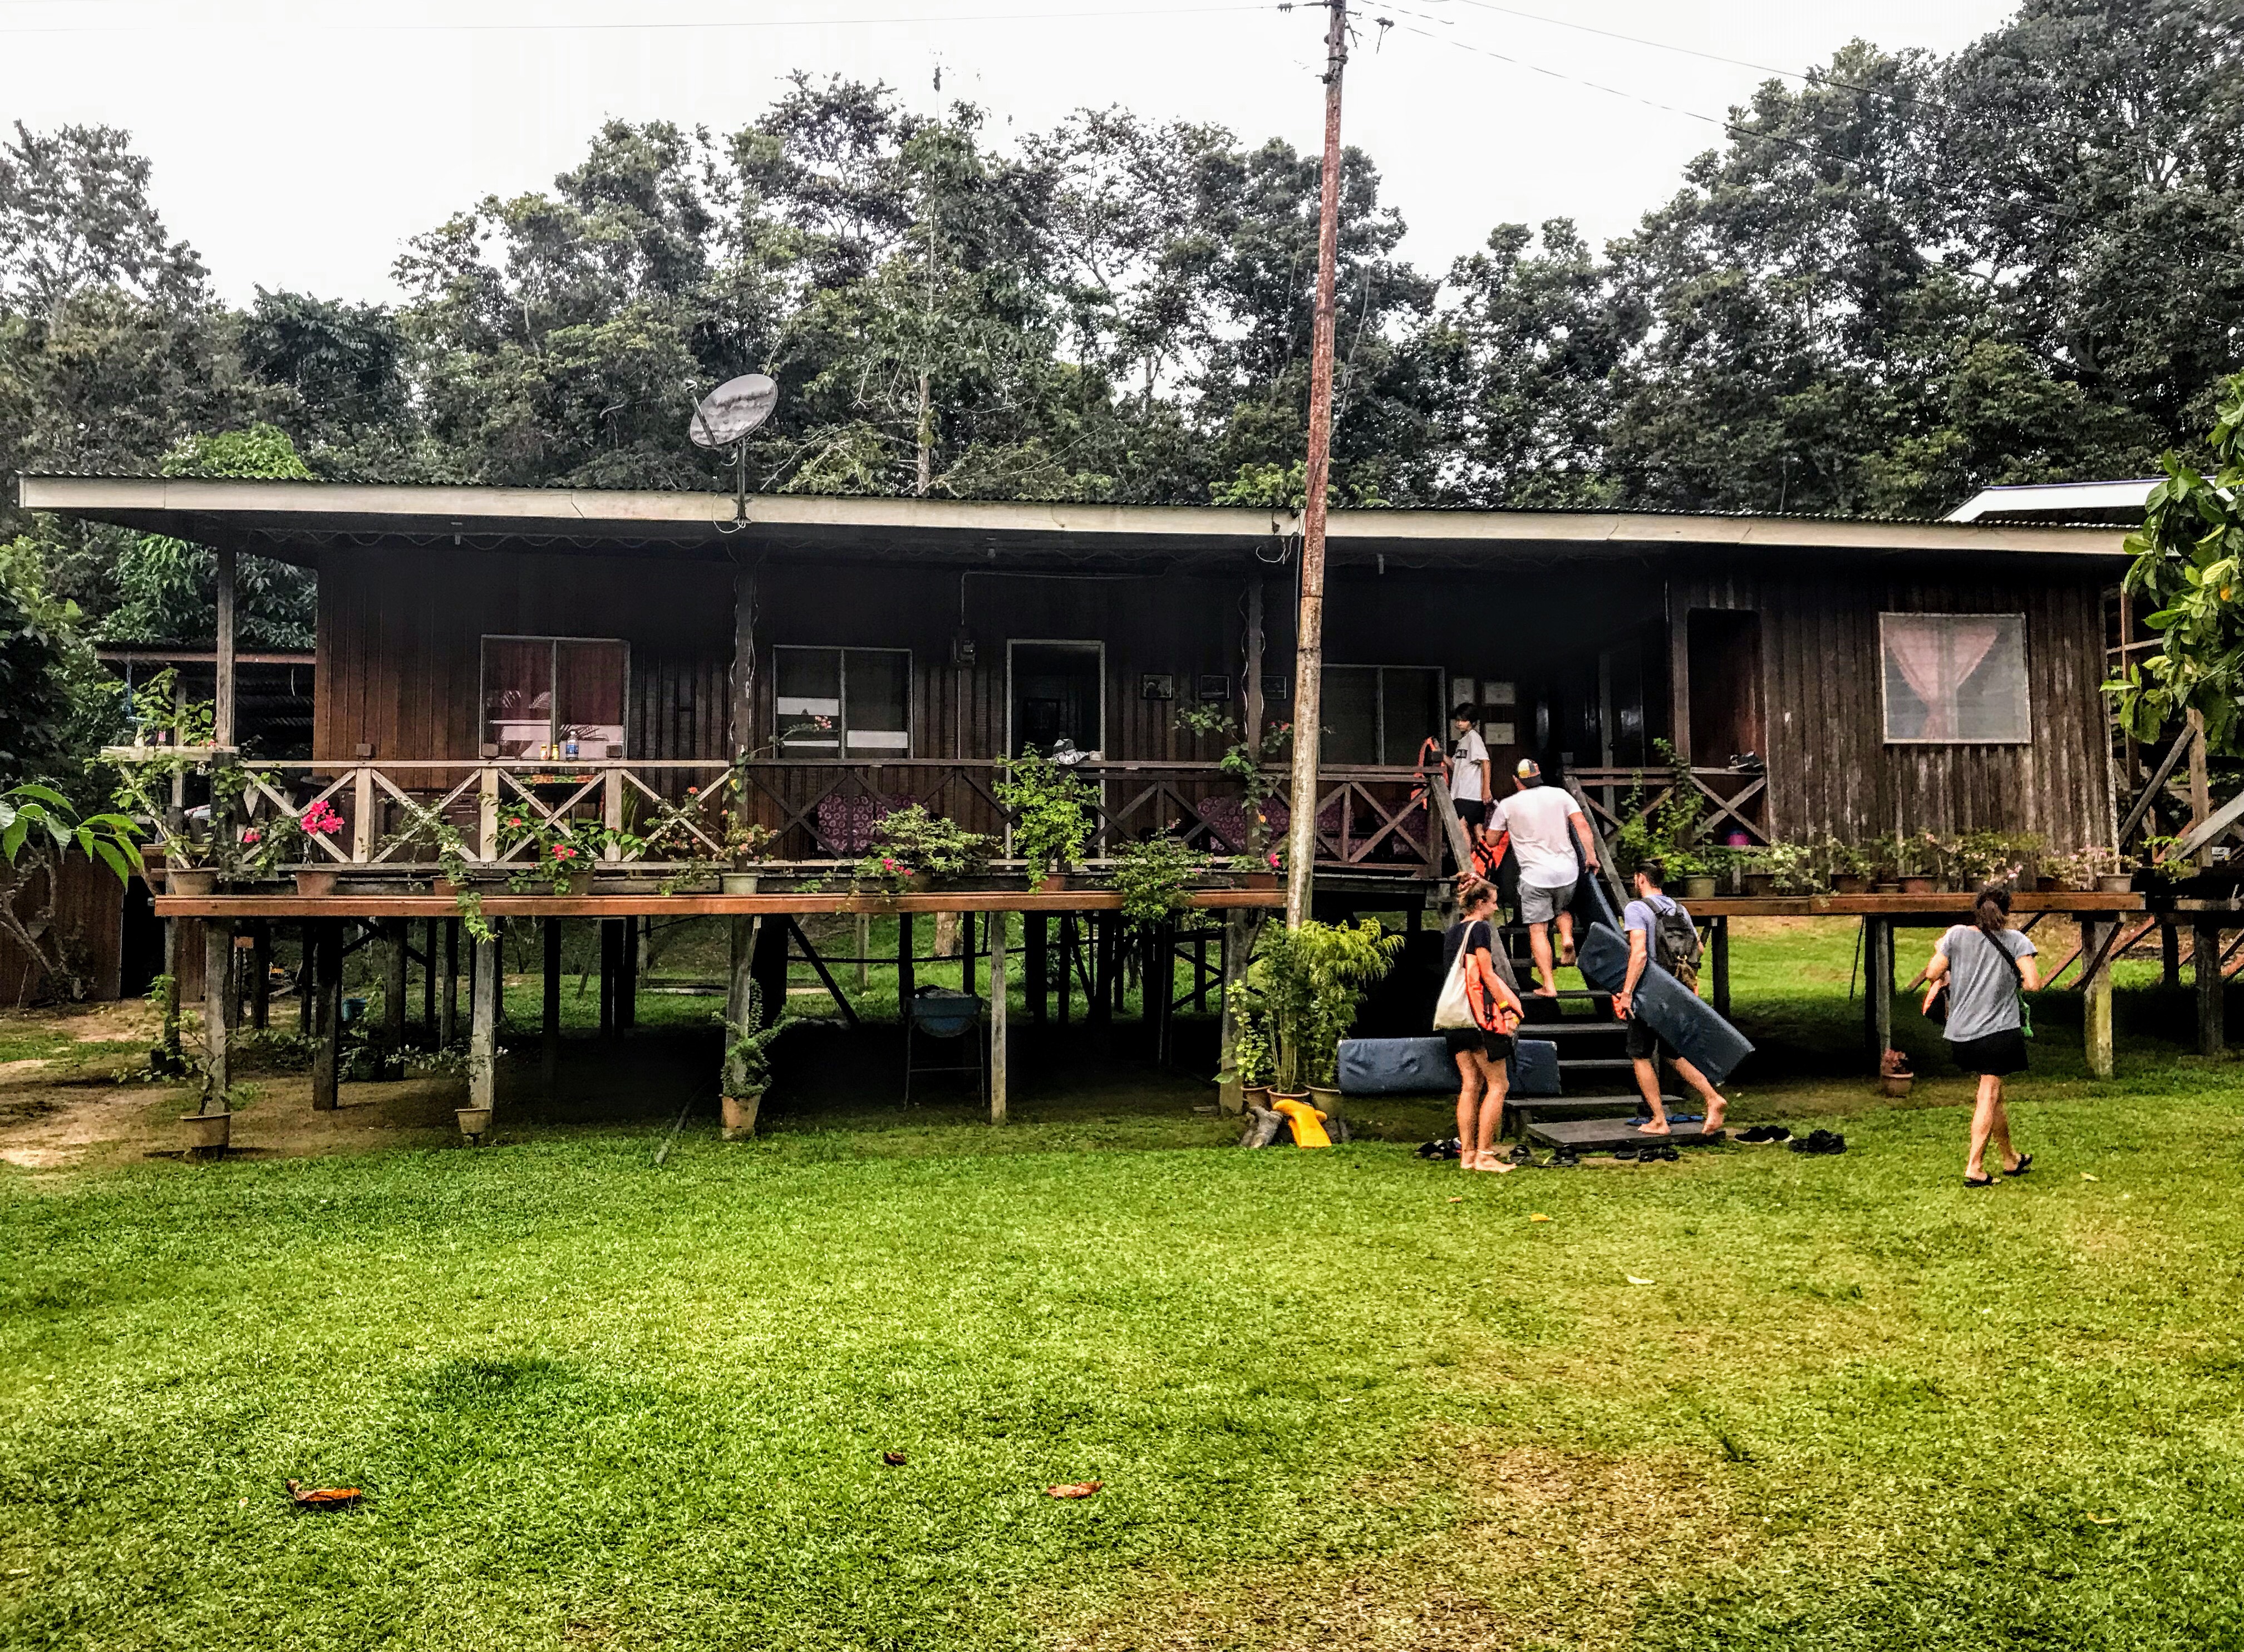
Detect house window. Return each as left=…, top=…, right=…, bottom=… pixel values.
left=481, top=637, right=628, bottom=759
left=774, top=647, right=913, bottom=756
left=1880, top=613, right=2030, bottom=744
left=1320, top=665, right=1444, bottom=764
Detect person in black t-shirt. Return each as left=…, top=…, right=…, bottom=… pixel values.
left=1441, top=879, right=1516, bottom=1173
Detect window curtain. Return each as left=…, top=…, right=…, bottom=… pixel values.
left=1885, top=617, right=2001, bottom=740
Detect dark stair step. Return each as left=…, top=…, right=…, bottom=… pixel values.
left=1528, top=1118, right=1728, bottom=1152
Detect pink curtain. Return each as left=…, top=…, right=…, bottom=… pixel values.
left=1886, top=618, right=2000, bottom=739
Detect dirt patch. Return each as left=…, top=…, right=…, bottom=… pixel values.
left=0, top=1073, right=466, bottom=1170
left=1043, top=1442, right=1750, bottom=1651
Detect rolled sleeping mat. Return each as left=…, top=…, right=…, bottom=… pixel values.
left=1575, top=921, right=1754, bottom=1087
left=1336, top=1035, right=1560, bottom=1098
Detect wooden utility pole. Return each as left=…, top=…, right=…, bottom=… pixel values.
left=1284, top=0, right=1349, bottom=928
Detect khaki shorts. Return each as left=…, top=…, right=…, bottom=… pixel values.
left=1519, top=879, right=1575, bottom=925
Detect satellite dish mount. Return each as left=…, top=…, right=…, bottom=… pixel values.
left=690, top=373, right=779, bottom=532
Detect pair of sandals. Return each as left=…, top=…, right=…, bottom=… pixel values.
left=1964, top=1152, right=2033, bottom=1188
left=1613, top=1143, right=1681, bottom=1162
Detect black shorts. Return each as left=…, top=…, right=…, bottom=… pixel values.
left=1445, top=1027, right=1514, bottom=1063
left=1622, top=1015, right=1675, bottom=1062
left=1948, top=1027, right=2029, bottom=1076
left=1454, top=798, right=1488, bottom=832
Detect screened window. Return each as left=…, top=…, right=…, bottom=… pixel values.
left=481, top=637, right=627, bottom=759
left=1320, top=665, right=1444, bottom=764
left=1880, top=613, right=2029, bottom=744
left=774, top=647, right=913, bottom=756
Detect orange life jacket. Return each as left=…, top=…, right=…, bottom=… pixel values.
left=1463, top=945, right=1523, bottom=1037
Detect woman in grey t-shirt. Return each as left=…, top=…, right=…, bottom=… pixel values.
left=1921, top=883, right=2041, bottom=1187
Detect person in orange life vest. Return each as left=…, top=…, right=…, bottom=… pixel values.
left=1615, top=859, right=1729, bottom=1135
left=1443, top=879, right=1520, bottom=1173
left=1480, top=759, right=1601, bottom=997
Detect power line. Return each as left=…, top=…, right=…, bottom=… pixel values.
left=0, top=1, right=1286, bottom=33
left=1425, top=0, right=1945, bottom=112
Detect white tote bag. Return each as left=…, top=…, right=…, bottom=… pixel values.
left=1433, top=930, right=1477, bottom=1030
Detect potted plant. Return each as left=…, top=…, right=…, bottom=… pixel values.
left=1224, top=1007, right=1274, bottom=1114
left=1738, top=847, right=1778, bottom=898
left=496, top=809, right=631, bottom=894
left=719, top=818, right=777, bottom=894
left=995, top=748, right=1095, bottom=891
left=1666, top=849, right=1715, bottom=902
left=1241, top=918, right=1402, bottom=1102
left=1879, top=1046, right=1913, bottom=1099
left=1758, top=839, right=1826, bottom=897
left=382, top=798, right=496, bottom=943
left=238, top=797, right=347, bottom=893
left=1113, top=835, right=1209, bottom=924
left=854, top=805, right=991, bottom=897
left=1893, top=833, right=1937, bottom=896
left=722, top=984, right=792, bottom=1138
left=1828, top=838, right=1874, bottom=896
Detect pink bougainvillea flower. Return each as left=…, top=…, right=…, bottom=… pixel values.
left=553, top=845, right=578, bottom=860
left=242, top=829, right=261, bottom=844
left=686, top=786, right=699, bottom=796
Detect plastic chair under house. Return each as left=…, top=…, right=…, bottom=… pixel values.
left=904, top=985, right=986, bottom=1105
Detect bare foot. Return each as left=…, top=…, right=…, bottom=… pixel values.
left=1636, top=1120, right=1671, bottom=1135
left=1704, top=1100, right=1728, bottom=1131
left=1532, top=987, right=1560, bottom=998
left=1471, top=1154, right=1515, bottom=1173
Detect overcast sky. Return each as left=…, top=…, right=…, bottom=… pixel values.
left=4, top=0, right=2022, bottom=306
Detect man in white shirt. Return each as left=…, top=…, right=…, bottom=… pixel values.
left=1485, top=759, right=1601, bottom=996
left=1447, top=709, right=1490, bottom=834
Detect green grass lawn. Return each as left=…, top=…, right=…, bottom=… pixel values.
left=6, top=918, right=2244, bottom=1649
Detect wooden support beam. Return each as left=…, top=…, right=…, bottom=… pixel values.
left=1026, top=912, right=1047, bottom=1025
left=1863, top=918, right=1893, bottom=1071
left=383, top=918, right=408, bottom=1079
left=1055, top=914, right=1072, bottom=1027
left=1710, top=915, right=1730, bottom=1019
left=440, top=918, right=459, bottom=1047
left=730, top=560, right=756, bottom=758
left=897, top=912, right=916, bottom=1015
left=618, top=914, right=638, bottom=1036
left=961, top=909, right=977, bottom=999
left=200, top=920, right=231, bottom=1114
left=542, top=917, right=562, bottom=1097
left=249, top=920, right=270, bottom=1030
left=784, top=916, right=861, bottom=1030
left=598, top=918, right=618, bottom=1038
left=469, top=927, right=500, bottom=1113
left=1091, top=913, right=1113, bottom=1027
left=296, top=925, right=313, bottom=1038
left=988, top=913, right=1008, bottom=1125
left=422, top=918, right=437, bottom=1041
left=214, top=543, right=237, bottom=748
left=312, top=920, right=341, bottom=1111
left=2198, top=921, right=2226, bottom=1058
left=2163, top=920, right=2182, bottom=990
left=2083, top=917, right=2115, bottom=1079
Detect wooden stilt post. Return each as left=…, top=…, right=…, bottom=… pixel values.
left=1864, top=918, right=1893, bottom=1073
left=598, top=919, right=617, bottom=1038
left=2196, top=920, right=2224, bottom=1058
left=897, top=913, right=917, bottom=1015
left=422, top=918, right=437, bottom=1042
left=1056, top=914, right=1073, bottom=1026
left=618, top=916, right=638, bottom=1036
left=296, top=924, right=313, bottom=1038
left=220, top=922, right=242, bottom=1035
left=441, top=919, right=459, bottom=1047
left=1026, top=913, right=1048, bottom=1024
left=312, top=920, right=342, bottom=1111
left=988, top=912, right=1008, bottom=1125
left=1091, top=913, right=1113, bottom=1027
left=749, top=912, right=789, bottom=1030
left=249, top=921, right=270, bottom=1030
left=200, top=920, right=231, bottom=1114
left=469, top=926, right=500, bottom=1115
left=1710, top=915, right=1730, bottom=1018
left=2163, top=920, right=2181, bottom=991
left=383, top=918, right=408, bottom=1079
left=856, top=912, right=870, bottom=990
left=961, top=909, right=976, bottom=998
left=1154, top=917, right=1175, bottom=1065
left=1219, top=911, right=1249, bottom=1114
left=542, top=917, right=562, bottom=1097
left=2083, top=916, right=2115, bottom=1079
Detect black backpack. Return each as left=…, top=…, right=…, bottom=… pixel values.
left=1651, top=901, right=1703, bottom=990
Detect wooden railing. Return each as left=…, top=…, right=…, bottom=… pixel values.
left=1569, top=765, right=1771, bottom=848
left=106, top=754, right=1450, bottom=877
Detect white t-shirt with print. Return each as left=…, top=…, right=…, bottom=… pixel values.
left=1492, top=784, right=1581, bottom=889
left=1449, top=729, right=1489, bottom=802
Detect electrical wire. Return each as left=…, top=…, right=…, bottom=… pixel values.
left=0, top=0, right=1286, bottom=31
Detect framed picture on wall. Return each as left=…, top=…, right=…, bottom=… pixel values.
left=1140, top=673, right=1175, bottom=701
left=1197, top=673, right=1231, bottom=702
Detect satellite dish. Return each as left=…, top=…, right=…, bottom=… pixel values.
left=690, top=373, right=779, bottom=449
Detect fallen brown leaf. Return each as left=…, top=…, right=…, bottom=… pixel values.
left=882, top=1450, right=908, bottom=1467
left=284, top=1478, right=362, bottom=1511
left=1047, top=1481, right=1104, bottom=1499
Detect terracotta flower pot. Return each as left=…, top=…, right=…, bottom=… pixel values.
left=719, top=871, right=761, bottom=895
left=1834, top=875, right=1869, bottom=894
left=166, top=868, right=216, bottom=896
left=1033, top=872, right=1070, bottom=894
left=294, top=869, right=339, bottom=897
left=179, top=1110, right=230, bottom=1154
left=1899, top=876, right=1936, bottom=895
left=1741, top=872, right=1776, bottom=897
left=1873, top=881, right=1902, bottom=894
left=1242, top=1085, right=1271, bottom=1114
left=721, top=1091, right=764, bottom=1140
left=455, top=1107, right=494, bottom=1143
left=1879, top=1074, right=1913, bottom=1100
left=1307, top=1083, right=1344, bottom=1119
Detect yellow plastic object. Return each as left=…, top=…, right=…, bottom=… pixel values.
left=1271, top=1098, right=1331, bottom=1149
